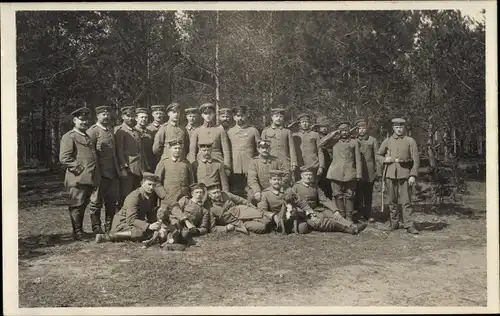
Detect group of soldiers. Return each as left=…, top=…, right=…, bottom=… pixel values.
left=59, top=101, right=421, bottom=248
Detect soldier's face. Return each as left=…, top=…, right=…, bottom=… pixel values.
left=340, top=129, right=349, bottom=138
left=279, top=175, right=289, bottom=187
left=122, top=114, right=135, bottom=126
left=271, top=114, right=284, bottom=126
left=136, top=113, right=149, bottom=127
left=393, top=124, right=404, bottom=136
left=170, top=144, right=182, bottom=158
left=97, top=111, right=111, bottom=125
left=152, top=111, right=165, bottom=123
left=208, top=189, right=222, bottom=201
left=358, top=127, right=367, bottom=136
left=73, top=116, right=89, bottom=130
left=200, top=146, right=212, bottom=159
left=220, top=114, right=232, bottom=127
left=299, top=120, right=310, bottom=130
left=258, top=146, right=270, bottom=157
left=301, top=172, right=314, bottom=183
left=186, top=113, right=197, bottom=124
left=168, top=109, right=180, bottom=122
left=141, top=180, right=155, bottom=194
left=191, top=189, right=205, bottom=201
left=234, top=113, right=246, bottom=125
left=319, top=126, right=328, bottom=135
left=201, top=109, right=215, bottom=122
left=269, top=176, right=281, bottom=190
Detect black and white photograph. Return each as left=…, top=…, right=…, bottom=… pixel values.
left=2, top=1, right=498, bottom=315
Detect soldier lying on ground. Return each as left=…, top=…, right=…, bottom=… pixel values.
left=204, top=182, right=272, bottom=234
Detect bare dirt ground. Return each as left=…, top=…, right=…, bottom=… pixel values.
left=17, top=170, right=487, bottom=307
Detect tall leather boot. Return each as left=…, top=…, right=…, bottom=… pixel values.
left=95, top=231, right=133, bottom=243
left=345, top=198, right=355, bottom=222
left=89, top=208, right=104, bottom=235
left=104, top=205, right=117, bottom=233
left=233, top=220, right=249, bottom=235
left=335, top=197, right=346, bottom=218
left=69, top=208, right=84, bottom=241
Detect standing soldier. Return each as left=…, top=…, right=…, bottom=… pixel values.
left=59, top=107, right=100, bottom=240
left=247, top=140, right=286, bottom=205
left=319, top=121, right=362, bottom=222
left=155, top=139, right=194, bottom=209
left=185, top=107, right=199, bottom=139
left=147, top=104, right=166, bottom=136
left=135, top=107, right=155, bottom=173
left=313, top=116, right=333, bottom=199
left=292, top=113, right=325, bottom=182
left=86, top=106, right=121, bottom=234
left=226, top=105, right=261, bottom=197
left=376, top=117, right=420, bottom=234
left=261, top=106, right=297, bottom=183
left=153, top=102, right=190, bottom=161
left=218, top=107, right=233, bottom=131
left=115, top=106, right=146, bottom=206
left=354, top=118, right=381, bottom=223
left=191, top=141, right=230, bottom=192
left=189, top=102, right=232, bottom=176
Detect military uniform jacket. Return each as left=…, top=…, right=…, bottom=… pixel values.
left=206, top=191, right=262, bottom=222
left=152, top=121, right=190, bottom=160
left=257, top=187, right=313, bottom=218
left=115, top=123, right=146, bottom=176
left=135, top=126, right=156, bottom=173
left=292, top=130, right=325, bottom=169
left=227, top=124, right=261, bottom=174
left=247, top=155, right=286, bottom=194
left=326, top=138, right=362, bottom=182
left=357, top=135, right=381, bottom=182
left=185, top=124, right=197, bottom=140
left=170, top=196, right=210, bottom=235
left=112, top=187, right=157, bottom=233
left=261, top=125, right=297, bottom=169
left=59, top=128, right=101, bottom=188
left=146, top=122, right=162, bottom=136
left=289, top=181, right=337, bottom=211
left=377, top=134, right=420, bottom=179
left=191, top=159, right=229, bottom=192
left=86, top=123, right=120, bottom=179
left=155, top=157, right=194, bottom=204
left=189, top=123, right=231, bottom=169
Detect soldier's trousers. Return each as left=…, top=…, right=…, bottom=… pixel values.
left=229, top=173, right=248, bottom=198
left=318, top=173, right=333, bottom=199
left=89, top=177, right=120, bottom=232
left=331, top=180, right=356, bottom=218
left=68, top=185, right=94, bottom=234
left=386, top=178, right=413, bottom=228
left=355, top=181, right=374, bottom=219
left=119, top=173, right=141, bottom=206
left=306, top=209, right=352, bottom=232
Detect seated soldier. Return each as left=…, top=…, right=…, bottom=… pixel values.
left=247, top=139, right=286, bottom=205
left=289, top=165, right=368, bottom=235
left=204, top=182, right=272, bottom=234
left=191, top=140, right=230, bottom=192
left=167, top=183, right=210, bottom=245
left=257, top=169, right=311, bottom=234
left=95, top=172, right=164, bottom=243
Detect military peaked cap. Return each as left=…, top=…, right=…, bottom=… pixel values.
left=70, top=107, right=91, bottom=118
left=199, top=103, right=216, bottom=112
left=391, top=118, right=406, bottom=124
left=190, top=183, right=206, bottom=191
left=297, top=113, right=312, bottom=122
left=166, top=102, right=181, bottom=113
left=142, top=172, right=160, bottom=183
left=185, top=107, right=199, bottom=114
left=151, top=105, right=166, bottom=112
left=95, top=106, right=112, bottom=115
left=257, top=139, right=271, bottom=147
left=218, top=107, right=232, bottom=115
left=300, top=165, right=315, bottom=173
left=205, top=182, right=221, bottom=191
left=135, top=107, right=150, bottom=115
left=120, top=106, right=136, bottom=115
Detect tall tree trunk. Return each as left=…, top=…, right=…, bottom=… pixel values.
left=49, top=100, right=59, bottom=169
left=41, top=99, right=48, bottom=167
left=215, top=11, right=220, bottom=125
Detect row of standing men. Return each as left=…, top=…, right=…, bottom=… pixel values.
left=59, top=101, right=421, bottom=241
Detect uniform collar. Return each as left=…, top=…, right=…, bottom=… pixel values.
left=169, top=120, right=179, bottom=127
left=72, top=128, right=88, bottom=136
left=191, top=198, right=204, bottom=205
left=138, top=187, right=151, bottom=200
left=392, top=134, right=405, bottom=139
left=271, top=189, right=281, bottom=195
left=170, top=156, right=180, bottom=162
left=152, top=121, right=162, bottom=128
left=203, top=121, right=215, bottom=128
left=299, top=129, right=311, bottom=134
left=300, top=181, right=313, bottom=187
left=96, top=122, right=109, bottom=131
left=358, top=134, right=369, bottom=140
left=122, top=122, right=134, bottom=131
left=135, top=125, right=147, bottom=132
left=339, top=138, right=350, bottom=143
left=236, top=123, right=248, bottom=129
left=271, top=124, right=283, bottom=130
left=186, top=124, right=196, bottom=130
left=201, top=158, right=212, bottom=163
left=259, top=155, right=271, bottom=163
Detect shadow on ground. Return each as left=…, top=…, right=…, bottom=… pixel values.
left=18, top=233, right=84, bottom=260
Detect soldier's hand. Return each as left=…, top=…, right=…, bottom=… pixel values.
left=254, top=192, right=262, bottom=201
left=96, top=142, right=103, bottom=152
left=224, top=167, right=232, bottom=177
left=408, top=176, right=416, bottom=186
left=317, top=167, right=324, bottom=176
left=148, top=222, right=161, bottom=231
left=290, top=164, right=297, bottom=171
left=226, top=224, right=235, bottom=232
left=119, top=168, right=129, bottom=178
left=384, top=156, right=395, bottom=164
left=72, top=165, right=84, bottom=175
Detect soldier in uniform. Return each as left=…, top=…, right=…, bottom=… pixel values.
left=59, top=107, right=100, bottom=240
left=185, top=107, right=199, bottom=139
left=95, top=173, right=163, bottom=243
left=257, top=170, right=310, bottom=234
left=261, top=107, right=297, bottom=183
left=247, top=139, right=286, bottom=205
left=313, top=116, right=333, bottom=199
left=290, top=166, right=367, bottom=234
left=218, top=107, right=233, bottom=131
left=354, top=118, right=381, bottom=223
left=147, top=104, right=166, bottom=136
left=135, top=107, right=155, bottom=173
left=319, top=122, right=362, bottom=222
left=153, top=102, right=190, bottom=160
left=377, top=118, right=420, bottom=234
left=155, top=139, right=194, bottom=209
left=191, top=141, right=230, bottom=192
left=189, top=103, right=232, bottom=176
left=115, top=106, right=147, bottom=206
left=86, top=106, right=121, bottom=234
left=226, top=105, right=261, bottom=197
left=292, top=113, right=325, bottom=182
left=204, top=182, right=271, bottom=234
